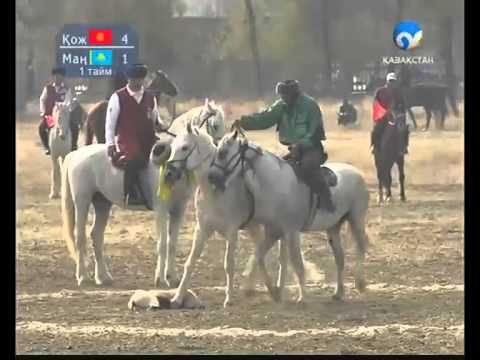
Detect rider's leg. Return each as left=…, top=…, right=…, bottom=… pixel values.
left=300, top=148, right=335, bottom=212
left=70, top=119, right=79, bottom=151
left=38, top=119, right=50, bottom=154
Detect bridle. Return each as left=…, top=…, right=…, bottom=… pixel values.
left=210, top=137, right=262, bottom=229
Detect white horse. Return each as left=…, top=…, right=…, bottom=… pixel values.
left=162, top=124, right=264, bottom=307
left=206, top=130, right=370, bottom=303
left=60, top=99, right=226, bottom=288
left=48, top=94, right=75, bottom=199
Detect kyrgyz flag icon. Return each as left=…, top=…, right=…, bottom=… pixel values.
left=88, top=29, right=113, bottom=45
left=89, top=50, right=113, bottom=66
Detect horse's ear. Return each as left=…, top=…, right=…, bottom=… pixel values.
left=204, top=98, right=209, bottom=107
left=187, top=121, right=192, bottom=134
left=232, top=129, right=238, bottom=140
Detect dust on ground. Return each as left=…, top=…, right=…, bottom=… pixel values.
left=16, top=100, right=464, bottom=355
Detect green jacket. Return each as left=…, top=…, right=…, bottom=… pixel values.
left=239, top=94, right=326, bottom=149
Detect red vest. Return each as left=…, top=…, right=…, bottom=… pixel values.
left=115, top=87, right=156, bottom=162
left=44, top=82, right=68, bottom=116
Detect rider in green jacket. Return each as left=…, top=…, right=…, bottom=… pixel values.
left=232, top=80, right=334, bottom=212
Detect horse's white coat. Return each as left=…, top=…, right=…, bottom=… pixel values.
left=48, top=98, right=74, bottom=199
left=204, top=133, right=369, bottom=301
left=60, top=100, right=227, bottom=288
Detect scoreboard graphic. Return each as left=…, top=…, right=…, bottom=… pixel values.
left=56, top=24, right=138, bottom=78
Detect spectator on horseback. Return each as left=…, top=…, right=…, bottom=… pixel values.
left=105, top=63, right=163, bottom=208
left=231, top=80, right=335, bottom=212
left=337, top=98, right=357, bottom=126
left=371, top=72, right=410, bottom=154
left=39, top=66, right=79, bottom=154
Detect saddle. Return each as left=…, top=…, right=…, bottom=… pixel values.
left=285, top=159, right=338, bottom=187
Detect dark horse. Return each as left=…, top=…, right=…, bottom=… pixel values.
left=374, top=111, right=408, bottom=203
left=367, top=76, right=459, bottom=131
left=402, top=84, right=459, bottom=131
left=85, top=70, right=178, bottom=145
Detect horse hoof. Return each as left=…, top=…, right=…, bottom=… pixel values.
left=269, top=286, right=282, bottom=303
left=385, top=197, right=393, bottom=204
left=49, top=193, right=60, bottom=199
left=296, top=297, right=306, bottom=308
left=422, top=127, right=428, bottom=132
left=95, top=276, right=114, bottom=286
left=400, top=196, right=407, bottom=202
left=77, top=276, right=92, bottom=287
left=355, top=278, right=367, bottom=293
left=332, top=293, right=344, bottom=302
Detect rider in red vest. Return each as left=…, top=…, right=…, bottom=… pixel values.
left=371, top=72, right=409, bottom=154
left=39, top=67, right=79, bottom=154
left=106, top=63, right=161, bottom=208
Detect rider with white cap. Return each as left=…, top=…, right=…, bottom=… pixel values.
left=371, top=72, right=409, bottom=154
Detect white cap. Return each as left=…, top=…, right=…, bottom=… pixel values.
left=386, top=72, right=397, bottom=82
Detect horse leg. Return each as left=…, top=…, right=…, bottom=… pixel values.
left=74, top=199, right=91, bottom=287
left=224, top=229, right=239, bottom=307
left=407, top=108, right=417, bottom=130
left=90, top=193, right=113, bottom=286
left=347, top=212, right=367, bottom=292
left=374, top=154, right=384, bottom=204
left=49, top=154, right=61, bottom=199
left=242, top=225, right=272, bottom=297
left=423, top=107, right=432, bottom=131
left=85, top=116, right=94, bottom=145
left=385, top=169, right=393, bottom=203
left=327, top=224, right=345, bottom=301
left=154, top=204, right=169, bottom=288
left=171, top=223, right=213, bottom=308
left=287, top=232, right=306, bottom=304
left=165, top=203, right=187, bottom=288
left=397, top=157, right=407, bottom=202
left=254, top=232, right=281, bottom=303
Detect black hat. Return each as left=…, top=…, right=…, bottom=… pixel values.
left=51, top=66, right=66, bottom=76
left=275, top=80, right=300, bottom=95
left=126, top=63, right=148, bottom=79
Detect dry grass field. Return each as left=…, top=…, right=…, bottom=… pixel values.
left=16, top=99, right=464, bottom=354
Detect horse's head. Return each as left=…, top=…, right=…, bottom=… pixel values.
left=208, top=129, right=245, bottom=192
left=201, top=98, right=226, bottom=145
left=147, top=70, right=178, bottom=98
left=164, top=122, right=215, bottom=185
left=52, top=100, right=72, bottom=140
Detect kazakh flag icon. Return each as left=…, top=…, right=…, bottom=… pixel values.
left=89, top=50, right=113, bottom=66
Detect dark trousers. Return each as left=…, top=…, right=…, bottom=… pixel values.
left=38, top=120, right=49, bottom=150
left=293, top=146, right=334, bottom=211
left=123, top=158, right=150, bottom=208
left=38, top=118, right=80, bottom=151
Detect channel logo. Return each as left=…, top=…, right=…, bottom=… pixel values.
left=393, top=21, right=423, bottom=51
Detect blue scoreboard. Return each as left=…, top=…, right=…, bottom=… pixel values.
left=56, top=24, right=139, bottom=78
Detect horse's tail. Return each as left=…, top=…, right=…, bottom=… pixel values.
left=60, top=153, right=76, bottom=261
left=446, top=85, right=460, bottom=118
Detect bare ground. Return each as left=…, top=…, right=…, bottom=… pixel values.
left=16, top=101, right=464, bottom=355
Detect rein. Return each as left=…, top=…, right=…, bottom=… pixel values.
left=211, top=136, right=262, bottom=229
